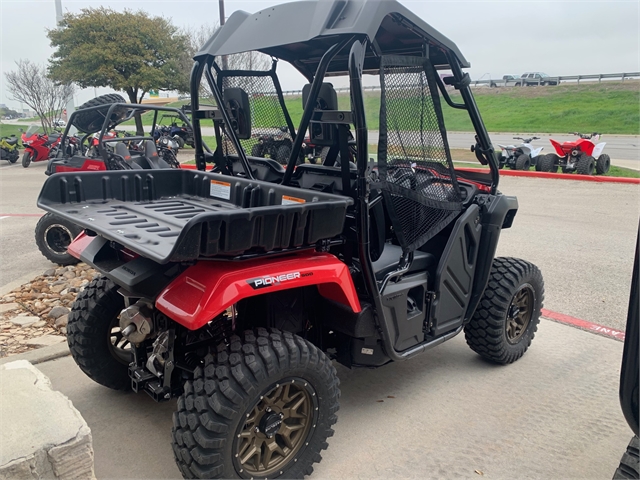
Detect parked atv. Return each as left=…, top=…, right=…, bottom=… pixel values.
left=250, top=127, right=296, bottom=165
left=496, top=136, right=543, bottom=170
left=0, top=135, right=20, bottom=163
left=537, top=132, right=609, bottom=175
left=153, top=114, right=195, bottom=148
left=35, top=95, right=195, bottom=266
left=37, top=3, right=544, bottom=478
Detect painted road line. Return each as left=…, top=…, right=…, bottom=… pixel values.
left=542, top=308, right=625, bottom=341
left=0, top=213, right=44, bottom=217
left=458, top=167, right=640, bottom=184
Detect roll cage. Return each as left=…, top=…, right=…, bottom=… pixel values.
left=187, top=0, right=502, bottom=361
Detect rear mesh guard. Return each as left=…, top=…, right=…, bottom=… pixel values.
left=218, top=71, right=294, bottom=160
left=376, top=55, right=462, bottom=253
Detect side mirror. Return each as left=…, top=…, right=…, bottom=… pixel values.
left=223, top=88, right=251, bottom=140
left=19, top=128, right=23, bottom=133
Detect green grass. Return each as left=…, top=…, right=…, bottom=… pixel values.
left=0, top=124, right=26, bottom=138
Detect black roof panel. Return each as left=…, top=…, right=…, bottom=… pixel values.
left=195, top=0, right=469, bottom=76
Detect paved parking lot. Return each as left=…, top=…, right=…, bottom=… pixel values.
left=35, top=320, right=631, bottom=479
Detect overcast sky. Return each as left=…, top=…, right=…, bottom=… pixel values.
left=0, top=0, right=638, bottom=111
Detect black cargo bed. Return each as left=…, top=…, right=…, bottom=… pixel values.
left=37, top=170, right=352, bottom=264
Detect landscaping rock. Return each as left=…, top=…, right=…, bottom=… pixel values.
left=10, top=316, right=40, bottom=328
left=0, top=303, right=19, bottom=314
left=48, top=306, right=70, bottom=319
left=0, top=360, right=95, bottom=479
left=55, top=314, right=69, bottom=328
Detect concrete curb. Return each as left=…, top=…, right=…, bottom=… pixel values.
left=458, top=167, right=640, bottom=184
left=0, top=341, right=70, bottom=366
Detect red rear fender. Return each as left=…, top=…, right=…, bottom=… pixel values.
left=549, top=139, right=566, bottom=156
left=156, top=252, right=361, bottom=330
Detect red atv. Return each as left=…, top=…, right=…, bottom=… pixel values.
left=537, top=132, right=610, bottom=175
left=38, top=3, right=544, bottom=478
left=36, top=97, right=195, bottom=266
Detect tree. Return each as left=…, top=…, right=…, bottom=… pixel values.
left=183, top=24, right=271, bottom=99
left=48, top=7, right=190, bottom=134
left=4, top=60, right=74, bottom=133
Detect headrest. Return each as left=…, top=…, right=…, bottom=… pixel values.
left=115, top=142, right=131, bottom=161
left=144, top=140, right=159, bottom=158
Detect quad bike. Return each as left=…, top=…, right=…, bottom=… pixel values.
left=35, top=96, right=194, bottom=266
left=250, top=127, right=296, bottom=165
left=21, top=125, right=62, bottom=168
left=537, top=132, right=609, bottom=175
left=0, top=135, right=20, bottom=163
left=37, top=3, right=545, bottom=478
left=153, top=114, right=195, bottom=148
left=496, top=136, right=543, bottom=170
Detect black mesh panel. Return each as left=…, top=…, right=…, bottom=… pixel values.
left=218, top=73, right=293, bottom=162
left=376, top=55, right=462, bottom=253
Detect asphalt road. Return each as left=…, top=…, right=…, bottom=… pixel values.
left=36, top=319, right=631, bottom=479
left=0, top=160, right=638, bottom=330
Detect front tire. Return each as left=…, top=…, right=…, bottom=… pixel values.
left=172, top=328, right=339, bottom=479
left=537, top=154, right=558, bottom=173
left=596, top=154, right=611, bottom=175
left=614, top=436, right=639, bottom=479
left=465, top=257, right=544, bottom=364
left=515, top=154, right=531, bottom=170
left=67, top=277, right=132, bottom=390
left=35, top=213, right=82, bottom=266
left=22, top=151, right=34, bottom=168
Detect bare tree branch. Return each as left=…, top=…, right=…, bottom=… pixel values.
left=4, top=60, right=74, bottom=134
left=182, top=24, right=271, bottom=99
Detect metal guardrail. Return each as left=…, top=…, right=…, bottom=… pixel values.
left=473, top=72, right=640, bottom=87
left=279, top=72, right=639, bottom=95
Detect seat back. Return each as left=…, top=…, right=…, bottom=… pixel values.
left=143, top=140, right=170, bottom=169
left=115, top=142, right=142, bottom=169
left=375, top=55, right=463, bottom=254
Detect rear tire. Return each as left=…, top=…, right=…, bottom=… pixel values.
left=74, top=94, right=127, bottom=134
left=276, top=144, right=291, bottom=165
left=515, top=154, right=531, bottom=171
left=9, top=150, right=18, bottom=163
left=464, top=257, right=544, bottom=364
left=596, top=154, right=611, bottom=175
left=22, top=151, right=34, bottom=168
left=576, top=154, right=595, bottom=175
left=171, top=328, right=339, bottom=479
left=34, top=213, right=82, bottom=266
left=67, top=277, right=132, bottom=390
left=537, top=154, right=558, bottom=173
left=250, top=144, right=262, bottom=157
left=613, top=436, right=639, bottom=479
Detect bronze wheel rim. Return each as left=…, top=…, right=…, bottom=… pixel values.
left=108, top=316, right=131, bottom=365
left=506, top=283, right=534, bottom=344
left=234, top=378, right=316, bottom=477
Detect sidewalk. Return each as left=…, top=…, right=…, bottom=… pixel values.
left=33, top=319, right=630, bottom=479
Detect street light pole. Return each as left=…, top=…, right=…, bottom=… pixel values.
left=55, top=0, right=75, bottom=131
left=218, top=0, right=228, bottom=70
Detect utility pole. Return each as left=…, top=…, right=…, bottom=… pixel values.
left=55, top=0, right=75, bottom=132
left=219, top=0, right=228, bottom=70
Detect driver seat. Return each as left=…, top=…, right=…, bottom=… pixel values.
left=114, top=142, right=142, bottom=169
left=143, top=140, right=170, bottom=169
left=5, top=136, right=18, bottom=146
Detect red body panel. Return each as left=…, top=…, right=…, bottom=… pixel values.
left=67, top=232, right=93, bottom=259
left=156, top=251, right=361, bottom=331
left=21, top=133, right=61, bottom=162
left=550, top=138, right=595, bottom=157
left=54, top=159, right=107, bottom=173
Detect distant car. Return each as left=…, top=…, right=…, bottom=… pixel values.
left=490, top=75, right=522, bottom=87
left=520, top=72, right=559, bottom=86
left=53, top=119, right=66, bottom=127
